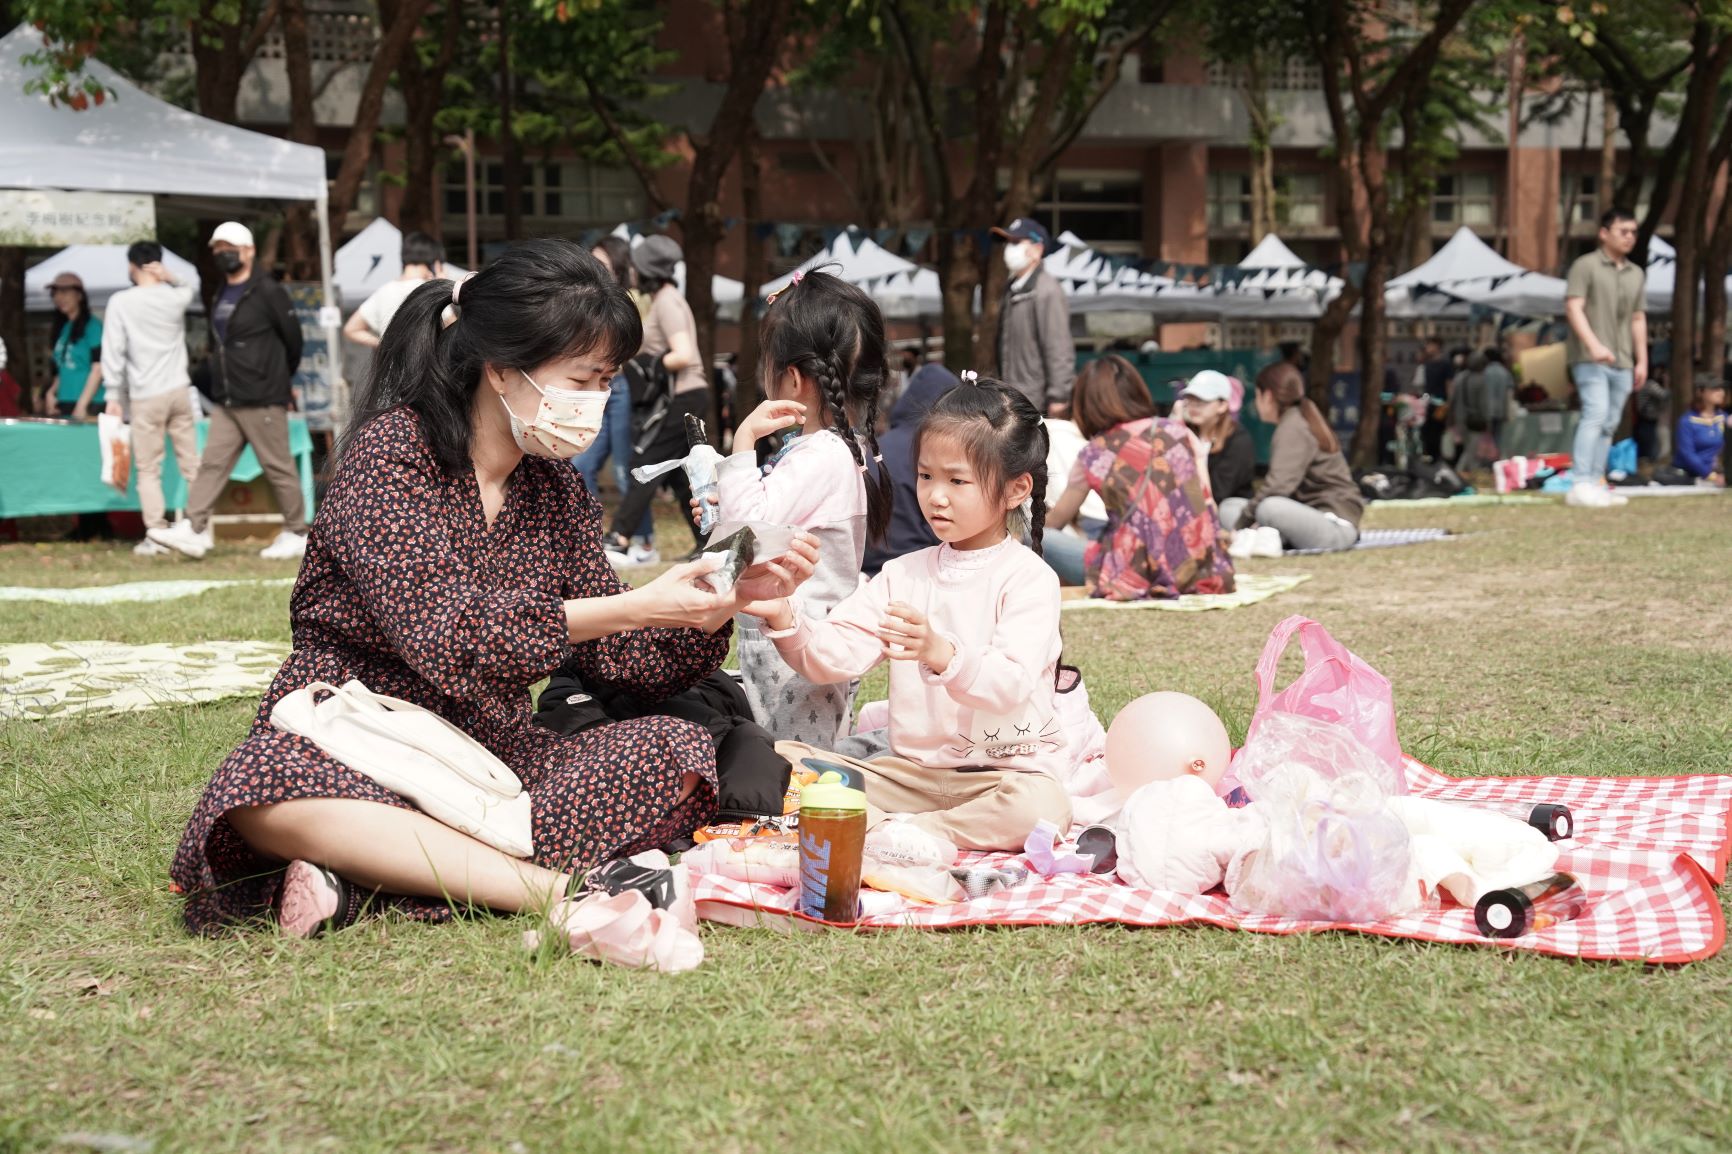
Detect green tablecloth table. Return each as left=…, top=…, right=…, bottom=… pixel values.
left=0, top=416, right=315, bottom=521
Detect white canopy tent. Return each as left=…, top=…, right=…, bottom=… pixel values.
left=0, top=24, right=339, bottom=394
left=759, top=227, right=943, bottom=321
left=608, top=224, right=746, bottom=323
left=1229, top=234, right=1344, bottom=318
left=334, top=218, right=471, bottom=313
left=1043, top=231, right=1180, bottom=314
left=25, top=244, right=203, bottom=312
left=1387, top=226, right=1567, bottom=318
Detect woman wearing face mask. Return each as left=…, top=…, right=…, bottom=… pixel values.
left=169, top=239, right=818, bottom=938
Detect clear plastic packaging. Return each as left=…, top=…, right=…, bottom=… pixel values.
left=1229, top=712, right=1415, bottom=923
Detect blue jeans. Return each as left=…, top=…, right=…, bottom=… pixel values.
left=1040, top=516, right=1106, bottom=587
left=572, top=377, right=651, bottom=538
left=1570, top=362, right=1634, bottom=483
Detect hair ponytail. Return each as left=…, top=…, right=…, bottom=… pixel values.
left=337, top=239, right=641, bottom=474
left=761, top=270, right=894, bottom=541
left=916, top=376, right=1049, bottom=547
left=1257, top=371, right=1339, bottom=455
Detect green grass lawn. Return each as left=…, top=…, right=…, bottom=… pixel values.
left=3, top=495, right=1731, bottom=1153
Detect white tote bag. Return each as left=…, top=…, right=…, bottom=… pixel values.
left=270, top=680, right=535, bottom=858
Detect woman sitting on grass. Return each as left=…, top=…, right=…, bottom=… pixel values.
left=170, top=239, right=814, bottom=937
left=1045, top=355, right=1234, bottom=600
left=1228, top=366, right=1364, bottom=555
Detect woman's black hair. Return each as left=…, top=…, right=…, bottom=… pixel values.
left=591, top=236, right=633, bottom=290
left=760, top=270, right=894, bottom=541
left=338, top=237, right=642, bottom=475
left=913, top=375, right=1051, bottom=553
left=51, top=286, right=93, bottom=347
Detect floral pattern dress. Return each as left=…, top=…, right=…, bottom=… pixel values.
left=1076, top=416, right=1236, bottom=601
left=170, top=407, right=729, bottom=934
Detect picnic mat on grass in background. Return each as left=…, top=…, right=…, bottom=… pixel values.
left=0, top=640, right=288, bottom=720
left=1061, top=573, right=1310, bottom=612
left=1368, top=493, right=1554, bottom=509
left=1286, top=527, right=1454, bottom=556
left=692, top=756, right=1732, bottom=964
left=0, top=579, right=294, bottom=605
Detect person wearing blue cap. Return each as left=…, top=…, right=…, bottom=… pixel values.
left=994, top=218, right=1074, bottom=418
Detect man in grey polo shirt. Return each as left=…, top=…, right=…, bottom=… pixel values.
left=1563, top=208, right=1647, bottom=508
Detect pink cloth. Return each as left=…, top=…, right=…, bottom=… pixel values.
left=770, top=538, right=1067, bottom=777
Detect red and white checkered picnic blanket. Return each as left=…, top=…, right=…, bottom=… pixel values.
left=692, top=757, right=1732, bottom=964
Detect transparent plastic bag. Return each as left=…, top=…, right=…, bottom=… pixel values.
left=1248, top=615, right=1405, bottom=790
left=1229, top=713, right=1415, bottom=923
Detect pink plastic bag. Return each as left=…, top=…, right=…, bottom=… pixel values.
left=1246, top=615, right=1405, bottom=790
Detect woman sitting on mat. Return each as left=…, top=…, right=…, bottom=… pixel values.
left=170, top=239, right=815, bottom=938
left=1228, top=366, right=1364, bottom=556
left=1045, top=355, right=1234, bottom=600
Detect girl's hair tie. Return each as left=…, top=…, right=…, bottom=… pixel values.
left=765, top=268, right=804, bottom=306
left=440, top=275, right=468, bottom=329
left=960, top=369, right=979, bottom=383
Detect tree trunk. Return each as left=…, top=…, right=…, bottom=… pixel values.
left=1599, top=88, right=1618, bottom=219
left=397, top=0, right=462, bottom=235
left=1308, top=287, right=1356, bottom=408
left=937, top=231, right=982, bottom=375
left=280, top=0, right=319, bottom=280
left=735, top=126, right=765, bottom=421
left=1351, top=255, right=1390, bottom=468
left=1665, top=27, right=1732, bottom=416
left=328, top=0, right=435, bottom=247
left=0, top=247, right=32, bottom=407
left=498, top=0, right=524, bottom=242
left=1702, top=168, right=1732, bottom=380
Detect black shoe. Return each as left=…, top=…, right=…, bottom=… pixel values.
left=577, top=858, right=678, bottom=911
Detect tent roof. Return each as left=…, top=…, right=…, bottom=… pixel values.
left=26, top=244, right=202, bottom=312
left=1239, top=234, right=1307, bottom=269
left=1387, top=226, right=1567, bottom=317
left=0, top=25, right=326, bottom=202
left=335, top=218, right=471, bottom=311
left=759, top=227, right=942, bottom=320
left=1388, top=226, right=1531, bottom=288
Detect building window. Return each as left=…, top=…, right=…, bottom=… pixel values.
left=1204, top=58, right=1322, bottom=90
left=1280, top=172, right=1326, bottom=228
left=1431, top=173, right=1496, bottom=228
left=327, top=152, right=378, bottom=218
left=443, top=160, right=645, bottom=224
left=1561, top=173, right=1599, bottom=229
left=1207, top=171, right=1252, bottom=228
left=1035, top=170, right=1143, bottom=248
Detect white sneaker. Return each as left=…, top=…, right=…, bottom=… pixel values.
left=259, top=530, right=308, bottom=560
left=626, top=544, right=661, bottom=566
left=1565, top=481, right=1611, bottom=508
left=864, top=818, right=958, bottom=869
left=1228, top=530, right=1257, bottom=560
left=147, top=520, right=214, bottom=558
left=132, top=538, right=172, bottom=557
left=1253, top=525, right=1286, bottom=558
left=1601, top=484, right=1629, bottom=507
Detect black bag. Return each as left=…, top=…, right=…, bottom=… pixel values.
left=623, top=351, right=672, bottom=452
left=1652, top=464, right=1695, bottom=486
left=1404, top=459, right=1467, bottom=499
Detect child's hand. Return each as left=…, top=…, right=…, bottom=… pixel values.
left=736, top=399, right=806, bottom=447
left=688, top=493, right=719, bottom=529
left=736, top=532, right=820, bottom=618
left=878, top=602, right=953, bottom=672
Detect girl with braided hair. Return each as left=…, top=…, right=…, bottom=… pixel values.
left=712, top=270, right=893, bottom=745
left=761, top=376, right=1071, bottom=865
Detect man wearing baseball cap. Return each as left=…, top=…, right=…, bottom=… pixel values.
left=151, top=221, right=307, bottom=561
left=1177, top=369, right=1256, bottom=526
left=993, top=218, right=1074, bottom=416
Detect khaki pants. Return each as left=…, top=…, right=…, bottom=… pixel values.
left=186, top=404, right=306, bottom=534
left=776, top=740, right=1071, bottom=853
left=129, top=389, right=200, bottom=530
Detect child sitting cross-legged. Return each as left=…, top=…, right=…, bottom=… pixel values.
left=749, top=374, right=1070, bottom=866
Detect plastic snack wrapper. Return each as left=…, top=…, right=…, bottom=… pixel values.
left=949, top=865, right=1030, bottom=901
left=683, top=837, right=801, bottom=889
left=1023, top=819, right=1095, bottom=876
left=630, top=416, right=725, bottom=536
left=1227, top=712, right=1416, bottom=923
left=861, top=861, right=965, bottom=905
left=97, top=412, right=131, bottom=492
left=698, top=525, right=758, bottom=596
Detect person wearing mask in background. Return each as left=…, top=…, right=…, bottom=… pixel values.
left=42, top=272, right=111, bottom=540
left=102, top=242, right=200, bottom=557
left=1674, top=375, right=1726, bottom=484
left=571, top=237, right=650, bottom=546
left=342, top=231, right=447, bottom=349
left=1234, top=368, right=1364, bottom=556
left=863, top=362, right=960, bottom=577
left=994, top=218, right=1074, bottom=417
left=151, top=222, right=307, bottom=561
left=602, top=235, right=709, bottom=566
left=1564, top=208, right=1647, bottom=508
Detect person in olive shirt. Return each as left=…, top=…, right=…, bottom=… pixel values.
left=1563, top=208, right=1647, bottom=508
left=1236, top=367, right=1363, bottom=554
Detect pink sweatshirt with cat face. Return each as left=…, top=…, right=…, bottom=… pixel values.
left=768, top=537, right=1067, bottom=778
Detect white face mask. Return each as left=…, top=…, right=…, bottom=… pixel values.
left=500, top=369, right=609, bottom=459
left=1003, top=242, right=1035, bottom=274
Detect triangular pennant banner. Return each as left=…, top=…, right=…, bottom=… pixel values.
left=775, top=223, right=804, bottom=257
left=903, top=227, right=932, bottom=256
left=873, top=227, right=897, bottom=250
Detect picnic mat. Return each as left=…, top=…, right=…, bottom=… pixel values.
left=0, top=640, right=287, bottom=720
left=0, top=579, right=294, bottom=605
left=1061, top=573, right=1310, bottom=612
left=1368, top=493, right=1553, bottom=509
left=1286, top=527, right=1454, bottom=556
left=1614, top=485, right=1725, bottom=499
left=692, top=756, right=1732, bottom=963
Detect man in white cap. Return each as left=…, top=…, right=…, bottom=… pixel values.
left=1175, top=369, right=1256, bottom=528
left=151, top=222, right=308, bottom=561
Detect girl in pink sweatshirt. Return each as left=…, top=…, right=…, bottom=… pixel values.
left=751, top=376, right=1070, bottom=864
left=720, top=271, right=893, bottom=745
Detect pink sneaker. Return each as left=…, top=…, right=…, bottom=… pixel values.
left=277, top=859, right=354, bottom=938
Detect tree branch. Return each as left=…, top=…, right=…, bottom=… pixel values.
left=881, top=0, right=951, bottom=210
left=241, top=0, right=283, bottom=65
left=1035, top=7, right=1174, bottom=175
left=582, top=78, right=671, bottom=213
